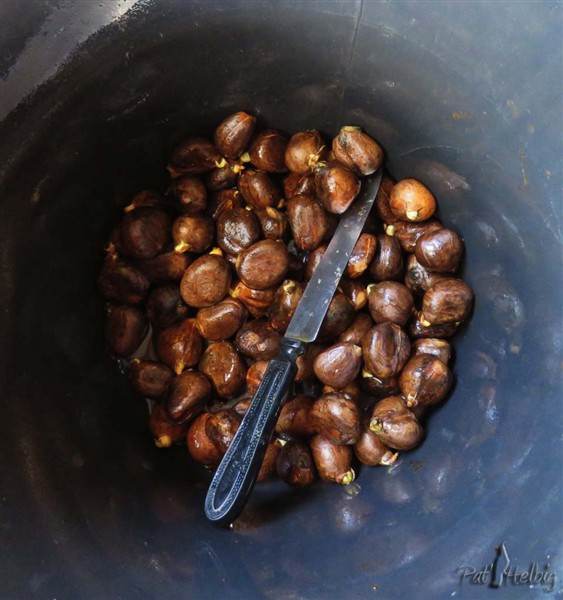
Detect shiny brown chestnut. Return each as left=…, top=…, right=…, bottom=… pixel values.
left=276, top=440, right=316, bottom=486
left=195, top=297, right=246, bottom=341
left=415, top=228, right=464, bottom=273
left=322, top=380, right=361, bottom=403
left=238, top=169, right=282, bottom=209
left=180, top=254, right=231, bottom=308
left=338, top=312, right=373, bottom=345
left=98, top=258, right=150, bottom=305
left=367, top=281, right=414, bottom=326
left=246, top=360, right=269, bottom=396
left=409, top=315, right=458, bottom=339
left=120, top=207, right=171, bottom=260
left=123, top=189, right=164, bottom=213
left=338, top=279, right=368, bottom=311
left=229, top=280, right=276, bottom=318
left=129, top=359, right=174, bottom=398
left=375, top=175, right=398, bottom=224
left=268, top=280, right=304, bottom=332
left=345, top=233, right=377, bottom=278
left=369, top=396, right=423, bottom=451
left=257, top=441, right=283, bottom=482
left=105, top=305, right=147, bottom=357
left=146, top=284, right=189, bottom=330
left=205, top=159, right=243, bottom=192
left=390, top=219, right=443, bottom=253
left=249, top=129, right=288, bottom=173
left=284, top=130, right=327, bottom=174
left=275, top=394, right=316, bottom=436
left=314, top=163, right=361, bottom=214
left=305, top=245, right=327, bottom=280
left=236, top=240, right=290, bottom=290
left=235, top=319, right=281, bottom=360
left=361, top=372, right=401, bottom=398
left=172, top=176, right=207, bottom=214
left=199, top=341, right=247, bottom=399
left=399, top=354, right=452, bottom=408
left=172, top=214, right=214, bottom=254
left=354, top=418, right=398, bottom=466
left=332, top=126, right=384, bottom=175
left=390, top=178, right=437, bottom=222
left=404, top=254, right=446, bottom=296
left=165, top=370, right=211, bottom=423
left=254, top=207, right=288, bottom=240
left=168, top=137, right=222, bottom=177
left=369, top=234, right=404, bottom=282
left=413, top=338, right=452, bottom=365
left=310, top=435, right=355, bottom=484
left=213, top=111, right=256, bottom=159
left=362, top=322, right=411, bottom=379
left=206, top=188, right=242, bottom=219
left=186, top=413, right=224, bottom=467
left=313, top=343, right=362, bottom=389
left=283, top=171, right=316, bottom=198
left=137, top=249, right=191, bottom=283
left=310, top=392, right=360, bottom=445
left=205, top=408, right=242, bottom=453
left=150, top=404, right=189, bottom=448
left=317, top=292, right=355, bottom=342
left=287, top=194, right=329, bottom=251
left=216, top=207, right=260, bottom=255
left=155, top=318, right=203, bottom=375
left=421, top=278, right=474, bottom=325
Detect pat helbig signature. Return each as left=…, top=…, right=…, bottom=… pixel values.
left=457, top=542, right=557, bottom=592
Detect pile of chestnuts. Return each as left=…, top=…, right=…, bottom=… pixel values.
left=99, top=111, right=474, bottom=489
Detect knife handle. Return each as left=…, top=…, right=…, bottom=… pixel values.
left=204, top=337, right=305, bottom=525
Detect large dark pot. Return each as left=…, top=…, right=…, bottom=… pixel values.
left=1, top=2, right=561, bottom=598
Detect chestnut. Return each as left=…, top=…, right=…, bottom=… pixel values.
left=362, top=322, right=411, bottom=379
left=317, top=292, right=355, bottom=342
left=257, top=440, right=283, bottom=482
left=199, top=341, right=247, bottom=398
left=367, top=281, right=414, bottom=326
left=229, top=280, right=276, bottom=318
left=165, top=370, right=211, bottom=423
left=268, top=280, right=304, bottom=332
left=155, top=318, right=203, bottom=375
left=238, top=169, right=282, bottom=209
left=399, top=354, right=452, bottom=408
left=354, top=418, right=398, bottom=466
left=338, top=312, right=373, bottom=345
left=284, top=130, right=327, bottom=174
left=105, top=305, right=147, bottom=357
left=180, top=254, right=231, bottom=308
left=283, top=171, right=316, bottom=198
left=205, top=159, right=243, bottom=192
left=146, top=284, right=189, bottom=330
left=120, top=207, right=171, bottom=260
left=369, top=234, right=404, bottom=282
left=249, top=129, right=288, bottom=173
left=276, top=440, right=316, bottom=486
left=313, top=343, right=362, bottom=389
left=314, top=164, right=361, bottom=214
left=310, top=435, right=355, bottom=484
left=214, top=111, right=256, bottom=159
left=345, top=233, right=377, bottom=278
left=236, top=240, right=290, bottom=290
left=137, top=248, right=191, bottom=283
left=246, top=360, right=270, bottom=396
left=129, top=359, right=174, bottom=398
left=409, top=315, right=458, bottom=339
left=332, top=126, right=384, bottom=176
left=389, top=178, right=436, bottom=222
left=412, top=338, right=452, bottom=365
left=295, top=344, right=325, bottom=383
left=235, top=319, right=281, bottom=360
left=123, top=189, right=164, bottom=213
left=322, top=380, right=361, bottom=403
left=375, top=175, right=398, bottom=224
left=98, top=258, right=149, bottom=304
left=415, top=228, right=464, bottom=273
left=254, top=207, right=288, bottom=240
left=275, top=394, right=316, bottom=436
left=391, top=219, right=443, bottom=253
left=369, top=396, right=423, bottom=451
left=310, top=392, right=360, bottom=445
left=361, top=371, right=401, bottom=398
left=172, top=214, right=214, bottom=254
left=216, top=207, right=260, bottom=255
left=206, top=188, right=242, bottom=219
left=172, top=175, right=207, bottom=214
left=338, top=279, right=368, bottom=311
left=305, top=245, right=327, bottom=280
left=150, top=404, right=189, bottom=448
left=206, top=408, right=242, bottom=453
left=404, top=254, right=445, bottom=296
left=420, top=278, right=474, bottom=325
left=287, top=194, right=329, bottom=251
left=186, top=413, right=223, bottom=467
left=167, top=137, right=221, bottom=177
left=195, top=297, right=246, bottom=341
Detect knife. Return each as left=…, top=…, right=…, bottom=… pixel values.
left=204, top=170, right=383, bottom=524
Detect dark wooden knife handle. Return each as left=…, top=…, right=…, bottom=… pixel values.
left=204, top=337, right=305, bottom=525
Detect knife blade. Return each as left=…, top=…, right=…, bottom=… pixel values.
left=205, top=171, right=382, bottom=525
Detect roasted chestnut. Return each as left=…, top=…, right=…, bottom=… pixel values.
left=180, top=254, right=231, bottom=308
left=214, top=111, right=256, bottom=159
left=206, top=188, right=242, bottom=219
left=216, top=207, right=260, bottom=255
left=399, top=354, right=452, bottom=408
left=199, top=341, right=247, bottom=398
left=332, top=126, right=384, bottom=176
left=120, top=207, right=171, bottom=260
left=354, top=418, right=398, bottom=466
left=310, top=392, right=360, bottom=445
left=369, top=234, right=404, bottom=282
left=238, top=169, right=282, bottom=209
left=155, top=318, right=203, bottom=375
left=415, top=228, right=464, bottom=273
left=236, top=240, right=290, bottom=290
left=287, top=194, right=329, bottom=251
left=345, top=233, right=377, bottom=278
left=421, top=278, right=474, bottom=325
left=98, top=258, right=150, bottom=304
left=276, top=440, right=316, bottom=486
left=369, top=396, right=423, bottom=451
left=314, top=164, right=361, bottom=214
left=390, top=178, right=436, bottom=222
left=172, top=175, right=207, bottom=214
left=284, top=130, right=327, bottom=174
left=167, top=137, right=221, bottom=177
left=195, top=297, right=246, bottom=341
left=246, top=360, right=269, bottom=396
left=146, top=284, right=189, bottom=330
left=375, top=175, right=398, bottom=224
left=305, top=245, right=327, bottom=280
left=254, top=207, right=288, bottom=241
left=165, top=370, right=211, bottom=423
left=404, top=254, right=445, bottom=296
left=258, top=441, right=283, bottom=482
left=367, top=281, right=414, bottom=326
left=249, top=129, right=288, bottom=173
left=235, top=319, right=281, bottom=360
left=229, top=280, right=276, bottom=317
left=150, top=404, right=189, bottom=448
left=275, top=394, right=316, bottom=436
left=361, top=372, right=401, bottom=398
left=283, top=171, right=316, bottom=198
left=391, top=219, right=443, bottom=253
left=186, top=413, right=223, bottom=467
left=105, top=305, right=147, bottom=357
left=409, top=315, right=458, bottom=339
left=205, top=408, right=242, bottom=453
left=172, top=214, right=214, bottom=254
left=310, top=435, right=355, bottom=484
left=205, top=159, right=243, bottom=192
left=313, top=343, right=362, bottom=389
left=317, top=292, right=355, bottom=342
left=362, top=322, right=411, bottom=379
left=338, top=279, right=368, bottom=311
left=338, top=312, right=373, bottom=345
left=413, top=338, right=452, bottom=365
left=137, top=248, right=191, bottom=283
left=129, top=359, right=174, bottom=398
left=268, top=280, right=304, bottom=332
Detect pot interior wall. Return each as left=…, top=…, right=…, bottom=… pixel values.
left=1, top=2, right=561, bottom=599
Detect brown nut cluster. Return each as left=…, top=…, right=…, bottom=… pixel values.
left=100, top=112, right=473, bottom=493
